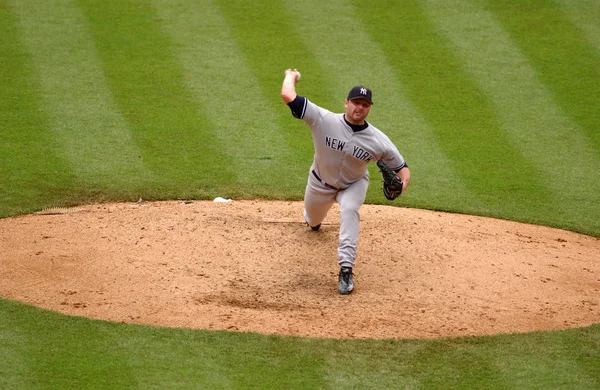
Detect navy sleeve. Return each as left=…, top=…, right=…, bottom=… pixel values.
left=286, top=95, right=307, bottom=119
left=395, top=162, right=408, bottom=172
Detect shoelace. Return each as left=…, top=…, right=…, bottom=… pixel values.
left=340, top=269, right=353, bottom=282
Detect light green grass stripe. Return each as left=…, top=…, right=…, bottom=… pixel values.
left=0, top=4, right=78, bottom=217
left=323, top=343, right=420, bottom=389
left=0, top=309, right=30, bottom=389
left=557, top=0, right=600, bottom=52
left=281, top=0, right=469, bottom=207
left=423, top=0, right=600, bottom=231
left=9, top=0, right=150, bottom=187
left=151, top=0, right=295, bottom=187
left=491, top=331, right=600, bottom=389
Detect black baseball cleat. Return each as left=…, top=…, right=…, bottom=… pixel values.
left=305, top=219, right=321, bottom=231
left=338, top=267, right=354, bottom=295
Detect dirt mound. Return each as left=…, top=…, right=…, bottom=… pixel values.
left=1, top=200, right=598, bottom=339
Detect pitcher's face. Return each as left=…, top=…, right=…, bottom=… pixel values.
left=344, top=98, right=372, bottom=125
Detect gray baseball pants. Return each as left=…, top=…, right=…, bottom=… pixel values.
left=303, top=172, right=370, bottom=268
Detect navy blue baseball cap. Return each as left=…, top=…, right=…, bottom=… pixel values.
left=347, top=85, right=373, bottom=105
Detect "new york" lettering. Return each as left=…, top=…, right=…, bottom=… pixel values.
left=325, top=136, right=345, bottom=151
left=352, top=146, right=374, bottom=162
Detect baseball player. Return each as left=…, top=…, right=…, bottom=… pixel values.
left=281, top=68, right=411, bottom=294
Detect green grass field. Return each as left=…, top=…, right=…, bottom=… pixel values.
left=1, top=0, right=599, bottom=388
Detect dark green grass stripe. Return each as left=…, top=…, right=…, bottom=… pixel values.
left=353, top=0, right=555, bottom=218
left=0, top=300, right=136, bottom=389
left=490, top=0, right=600, bottom=151
left=0, top=4, right=79, bottom=217
left=77, top=0, right=235, bottom=193
left=557, top=0, right=600, bottom=52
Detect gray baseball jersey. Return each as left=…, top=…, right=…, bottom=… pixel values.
left=292, top=96, right=406, bottom=189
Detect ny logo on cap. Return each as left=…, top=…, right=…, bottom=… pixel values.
left=347, top=85, right=373, bottom=104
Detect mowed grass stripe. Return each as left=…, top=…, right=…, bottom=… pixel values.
left=77, top=0, right=236, bottom=193
left=281, top=0, right=468, bottom=209
left=0, top=6, right=77, bottom=217
left=557, top=0, right=600, bottom=52
left=0, top=300, right=136, bottom=388
left=9, top=0, right=150, bottom=189
left=0, top=296, right=30, bottom=386
left=1, top=299, right=331, bottom=388
left=322, top=341, right=426, bottom=388
left=403, top=341, right=502, bottom=388
left=353, top=0, right=552, bottom=218
left=489, top=332, right=600, bottom=388
left=212, top=0, right=319, bottom=192
left=117, top=326, right=330, bottom=389
left=423, top=0, right=600, bottom=233
left=151, top=0, right=300, bottom=194
left=489, top=0, right=600, bottom=150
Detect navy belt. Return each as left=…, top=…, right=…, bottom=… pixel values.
left=312, top=170, right=338, bottom=190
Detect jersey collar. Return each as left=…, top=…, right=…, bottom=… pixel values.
left=343, top=116, right=369, bottom=132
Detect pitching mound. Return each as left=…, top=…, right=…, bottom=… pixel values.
left=1, top=200, right=598, bottom=339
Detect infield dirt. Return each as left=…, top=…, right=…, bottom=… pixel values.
left=1, top=200, right=598, bottom=339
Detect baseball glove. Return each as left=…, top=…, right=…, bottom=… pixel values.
left=377, top=160, right=403, bottom=200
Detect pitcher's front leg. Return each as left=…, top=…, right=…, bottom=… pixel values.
left=336, top=177, right=369, bottom=268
